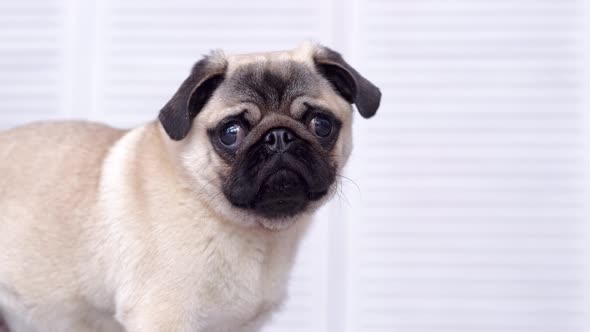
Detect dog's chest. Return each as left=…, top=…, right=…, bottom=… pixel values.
left=195, top=231, right=296, bottom=330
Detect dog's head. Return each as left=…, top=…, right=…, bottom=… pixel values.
left=158, top=43, right=381, bottom=230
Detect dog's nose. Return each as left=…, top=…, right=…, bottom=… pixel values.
left=264, top=128, right=297, bottom=152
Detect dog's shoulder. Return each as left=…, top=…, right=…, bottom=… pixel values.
left=0, top=120, right=125, bottom=169
left=0, top=121, right=127, bottom=208
left=0, top=121, right=126, bottom=150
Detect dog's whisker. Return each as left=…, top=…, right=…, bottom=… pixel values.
left=335, top=173, right=361, bottom=196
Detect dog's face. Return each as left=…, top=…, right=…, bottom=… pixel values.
left=158, top=43, right=381, bottom=230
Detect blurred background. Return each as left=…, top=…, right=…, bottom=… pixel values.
left=1, top=0, right=589, bottom=331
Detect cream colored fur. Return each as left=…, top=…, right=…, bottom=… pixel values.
left=0, top=43, right=355, bottom=332
left=0, top=121, right=312, bottom=332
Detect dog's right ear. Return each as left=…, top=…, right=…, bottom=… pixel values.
left=159, top=54, right=227, bottom=140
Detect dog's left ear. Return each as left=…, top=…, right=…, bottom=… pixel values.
left=313, top=46, right=381, bottom=118
left=159, top=54, right=227, bottom=140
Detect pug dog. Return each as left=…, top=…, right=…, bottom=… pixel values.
left=0, top=42, right=380, bottom=332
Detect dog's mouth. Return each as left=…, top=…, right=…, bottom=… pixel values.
left=251, top=169, right=328, bottom=219
left=221, top=139, right=336, bottom=223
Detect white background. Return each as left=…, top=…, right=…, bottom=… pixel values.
left=0, top=1, right=588, bottom=331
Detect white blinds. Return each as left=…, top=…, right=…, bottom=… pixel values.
left=347, top=0, right=587, bottom=331
left=0, top=0, right=67, bottom=127
left=0, top=1, right=588, bottom=331
left=92, top=0, right=331, bottom=126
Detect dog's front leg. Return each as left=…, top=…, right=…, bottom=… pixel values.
left=117, top=294, right=205, bottom=332
left=120, top=307, right=203, bottom=332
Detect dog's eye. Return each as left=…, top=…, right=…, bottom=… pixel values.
left=309, top=115, right=333, bottom=138
left=219, top=123, right=246, bottom=147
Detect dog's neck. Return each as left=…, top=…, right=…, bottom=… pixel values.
left=142, top=122, right=312, bottom=301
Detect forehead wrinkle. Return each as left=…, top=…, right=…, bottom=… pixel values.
left=203, top=101, right=262, bottom=126
left=225, top=61, right=320, bottom=116
left=239, top=103, right=262, bottom=123
left=289, top=96, right=342, bottom=120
